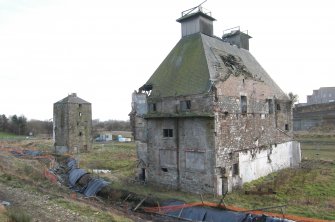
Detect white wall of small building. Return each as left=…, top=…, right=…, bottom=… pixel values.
left=237, top=141, right=301, bottom=185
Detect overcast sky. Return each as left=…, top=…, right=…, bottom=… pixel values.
left=0, top=0, right=334, bottom=121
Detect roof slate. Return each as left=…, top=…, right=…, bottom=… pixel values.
left=144, top=33, right=288, bottom=100
left=55, top=94, right=90, bottom=104
left=145, top=34, right=210, bottom=97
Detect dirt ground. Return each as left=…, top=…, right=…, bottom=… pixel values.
left=0, top=181, right=139, bottom=222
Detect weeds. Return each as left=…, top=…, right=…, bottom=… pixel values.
left=6, top=208, right=31, bottom=222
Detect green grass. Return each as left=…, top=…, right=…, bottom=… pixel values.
left=6, top=208, right=32, bottom=222
left=296, top=135, right=335, bottom=161
left=224, top=160, right=335, bottom=220
left=2, top=136, right=335, bottom=220
left=0, top=131, right=25, bottom=139
left=79, top=142, right=137, bottom=178
left=54, top=198, right=132, bottom=222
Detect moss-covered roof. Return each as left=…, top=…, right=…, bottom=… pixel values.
left=144, top=32, right=289, bottom=100
left=145, top=34, right=210, bottom=98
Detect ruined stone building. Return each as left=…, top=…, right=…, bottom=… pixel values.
left=294, top=87, right=335, bottom=131
left=130, top=7, right=301, bottom=194
left=53, top=93, right=92, bottom=154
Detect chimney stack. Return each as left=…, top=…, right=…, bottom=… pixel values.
left=177, top=6, right=216, bottom=38
left=222, top=27, right=252, bottom=50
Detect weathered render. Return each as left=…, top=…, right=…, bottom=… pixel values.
left=130, top=7, right=301, bottom=194
left=53, top=93, right=92, bottom=154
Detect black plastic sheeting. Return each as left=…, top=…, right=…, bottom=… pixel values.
left=83, top=178, right=110, bottom=197
left=163, top=201, right=294, bottom=222
left=66, top=158, right=109, bottom=197
left=10, top=149, right=43, bottom=157
left=68, top=168, right=87, bottom=187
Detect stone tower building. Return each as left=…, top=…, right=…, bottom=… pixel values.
left=53, top=93, right=92, bottom=154
left=130, top=7, right=301, bottom=194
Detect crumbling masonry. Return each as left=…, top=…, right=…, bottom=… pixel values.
left=130, top=8, right=301, bottom=194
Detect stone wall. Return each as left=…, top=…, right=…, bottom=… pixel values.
left=145, top=117, right=216, bottom=194
left=131, top=74, right=299, bottom=194
left=54, top=101, right=92, bottom=154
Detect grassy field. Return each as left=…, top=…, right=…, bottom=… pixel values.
left=79, top=139, right=335, bottom=220
left=1, top=136, right=334, bottom=220
left=0, top=131, right=25, bottom=139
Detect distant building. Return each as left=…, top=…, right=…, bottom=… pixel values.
left=53, top=93, right=92, bottom=154
left=294, top=87, right=335, bottom=131
left=95, top=131, right=113, bottom=142
left=306, top=87, right=335, bottom=105
left=130, top=7, right=301, bottom=194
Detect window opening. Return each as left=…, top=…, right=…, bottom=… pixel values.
left=163, top=129, right=173, bottom=137
left=161, top=168, right=168, bottom=172
left=267, top=99, right=274, bottom=114
left=180, top=100, right=191, bottom=111
left=232, top=163, right=239, bottom=176
left=140, top=168, right=146, bottom=181
left=240, top=96, right=247, bottom=114
left=276, top=104, right=281, bottom=111
left=285, top=124, right=289, bottom=131
left=149, top=103, right=157, bottom=112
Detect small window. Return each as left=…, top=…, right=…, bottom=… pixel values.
left=232, top=163, right=239, bottom=176
left=161, top=168, right=168, bottom=172
left=240, top=96, right=247, bottom=114
left=79, top=104, right=82, bottom=108
left=79, top=132, right=82, bottom=136
left=149, top=103, right=157, bottom=112
left=79, top=112, right=82, bottom=117
left=267, top=99, right=274, bottom=114
left=163, top=129, right=173, bottom=137
left=180, top=100, right=191, bottom=111
left=276, top=104, right=281, bottom=111
left=285, top=124, right=289, bottom=131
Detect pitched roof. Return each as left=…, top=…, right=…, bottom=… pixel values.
left=55, top=94, right=90, bottom=104
left=144, top=33, right=288, bottom=100
left=145, top=34, right=210, bottom=97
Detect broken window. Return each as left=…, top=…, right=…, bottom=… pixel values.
left=180, top=100, right=191, bottom=111
left=276, top=103, right=281, bottom=111
left=232, top=163, right=239, bottom=176
left=240, top=96, right=247, bottom=114
left=163, top=129, right=173, bottom=137
left=149, top=103, right=157, bottom=112
left=140, top=168, right=146, bottom=181
left=267, top=99, right=274, bottom=114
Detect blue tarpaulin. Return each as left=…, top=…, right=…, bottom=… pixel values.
left=67, top=158, right=77, bottom=170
